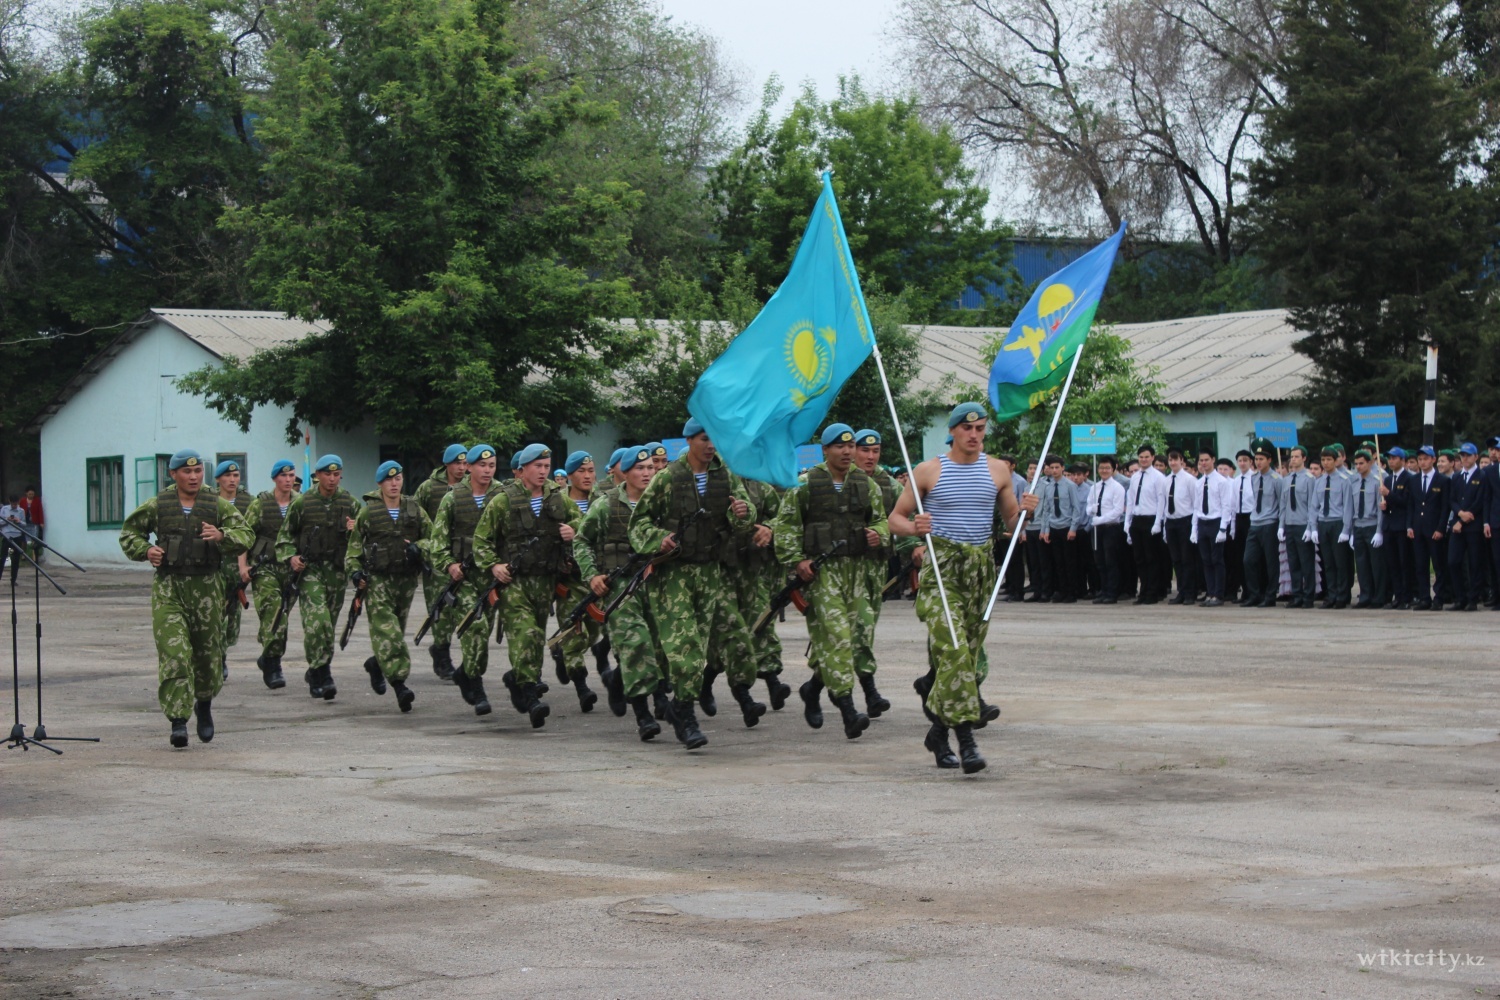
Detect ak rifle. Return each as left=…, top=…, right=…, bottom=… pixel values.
left=753, top=538, right=846, bottom=634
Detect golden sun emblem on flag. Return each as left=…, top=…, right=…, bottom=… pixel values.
left=784, top=320, right=836, bottom=408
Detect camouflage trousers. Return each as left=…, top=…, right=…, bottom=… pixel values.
left=250, top=563, right=290, bottom=659
left=916, top=536, right=994, bottom=726
left=420, top=571, right=457, bottom=650
left=804, top=558, right=877, bottom=698
left=855, top=557, right=892, bottom=676
left=454, top=575, right=499, bottom=679
left=367, top=573, right=419, bottom=682
left=502, top=575, right=555, bottom=685
left=219, top=561, right=243, bottom=653
left=152, top=571, right=225, bottom=719
left=606, top=588, right=666, bottom=699
left=713, top=561, right=782, bottom=679
left=652, top=561, right=753, bottom=700
left=556, top=576, right=600, bottom=677
left=297, top=563, right=347, bottom=669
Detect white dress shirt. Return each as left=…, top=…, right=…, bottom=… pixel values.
left=1193, top=471, right=1234, bottom=533
left=1088, top=477, right=1126, bottom=526
left=1157, top=469, right=1202, bottom=521
left=1125, top=466, right=1168, bottom=527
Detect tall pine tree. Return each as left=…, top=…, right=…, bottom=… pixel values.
left=1246, top=0, right=1497, bottom=444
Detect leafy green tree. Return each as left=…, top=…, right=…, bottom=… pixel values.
left=1244, top=0, right=1496, bottom=444
left=710, top=78, right=1013, bottom=323
left=180, top=0, right=642, bottom=450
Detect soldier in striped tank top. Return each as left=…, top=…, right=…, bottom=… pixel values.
left=889, top=403, right=1037, bottom=775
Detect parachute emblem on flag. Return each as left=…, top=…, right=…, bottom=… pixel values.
left=785, top=321, right=836, bottom=408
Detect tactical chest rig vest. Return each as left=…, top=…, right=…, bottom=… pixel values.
left=871, top=468, right=901, bottom=556
left=668, top=459, right=730, bottom=564
left=362, top=495, right=425, bottom=574
left=803, top=466, right=873, bottom=558
left=420, top=470, right=455, bottom=520
left=298, top=488, right=356, bottom=568
left=727, top=479, right=777, bottom=571
left=599, top=488, right=637, bottom=573
left=154, top=489, right=222, bottom=575
left=447, top=481, right=498, bottom=563
left=250, top=491, right=287, bottom=562
left=504, top=488, right=572, bottom=577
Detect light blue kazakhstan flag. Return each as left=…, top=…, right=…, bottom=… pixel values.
left=989, top=222, right=1126, bottom=421
left=688, top=172, right=875, bottom=487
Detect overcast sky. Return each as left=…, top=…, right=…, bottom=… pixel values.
left=657, top=0, right=903, bottom=117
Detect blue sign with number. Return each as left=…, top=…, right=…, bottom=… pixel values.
left=1070, top=424, right=1117, bottom=455
left=1350, top=406, right=1398, bottom=435
left=1254, top=421, right=1299, bottom=448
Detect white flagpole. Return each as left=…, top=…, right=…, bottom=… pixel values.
left=983, top=340, right=1087, bottom=622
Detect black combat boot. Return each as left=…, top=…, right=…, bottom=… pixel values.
left=912, top=666, right=936, bottom=703
left=953, top=723, right=986, bottom=774
left=924, top=722, right=959, bottom=768
left=521, top=682, right=549, bottom=729
left=760, top=671, right=791, bottom=711
left=729, top=682, right=767, bottom=728
left=500, top=669, right=525, bottom=713
left=630, top=696, right=661, bottom=742
left=317, top=661, right=337, bottom=701
left=551, top=645, right=570, bottom=685
left=698, top=665, right=720, bottom=716
left=591, top=637, right=612, bottom=676
left=169, top=718, right=189, bottom=748
left=671, top=697, right=708, bottom=750
left=830, top=692, right=869, bottom=739
left=304, top=665, right=324, bottom=699
left=221, top=654, right=228, bottom=682
left=430, top=643, right=456, bottom=682
left=857, top=673, right=890, bottom=718
left=602, top=666, right=628, bottom=717
left=976, top=697, right=1001, bottom=728
left=392, top=678, right=415, bottom=713
left=363, top=656, right=387, bottom=695
left=571, top=669, right=598, bottom=713
left=258, top=654, right=285, bottom=690
left=194, top=700, right=215, bottom=743
left=651, top=679, right=672, bottom=721
left=453, top=666, right=475, bottom=704
left=470, top=673, right=492, bottom=716
left=799, top=675, right=824, bottom=729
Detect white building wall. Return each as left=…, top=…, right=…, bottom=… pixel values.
left=40, top=322, right=381, bottom=565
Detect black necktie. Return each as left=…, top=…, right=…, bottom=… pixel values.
left=1423, top=473, right=1429, bottom=493
left=1256, top=475, right=1264, bottom=514
left=1201, top=477, right=1209, bottom=514
left=1240, top=476, right=1247, bottom=513
left=1169, top=474, right=1177, bottom=515
left=1053, top=485, right=1061, bottom=516
left=1323, top=478, right=1331, bottom=516
left=1290, top=473, right=1297, bottom=511
left=1358, top=479, right=1366, bottom=518
left=1096, top=486, right=1103, bottom=517
left=1135, top=475, right=1144, bottom=505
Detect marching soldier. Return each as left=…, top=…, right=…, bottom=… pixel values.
left=773, top=424, right=888, bottom=739
left=889, top=404, right=1036, bottom=774
left=553, top=450, right=603, bottom=711
left=119, top=450, right=253, bottom=747
left=715, top=471, right=788, bottom=713
left=627, top=418, right=759, bottom=750
left=275, top=455, right=357, bottom=699
left=346, top=461, right=432, bottom=713
left=574, top=446, right=668, bottom=740
left=213, top=459, right=252, bottom=678
left=646, top=441, right=670, bottom=473
left=605, top=448, right=627, bottom=488
left=412, top=443, right=467, bottom=680
left=429, top=444, right=506, bottom=715
left=241, top=460, right=298, bottom=688
left=852, top=429, right=911, bottom=715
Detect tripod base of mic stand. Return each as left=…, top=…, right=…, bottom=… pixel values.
left=8, top=720, right=98, bottom=753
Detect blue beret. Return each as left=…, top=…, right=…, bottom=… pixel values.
left=510, top=450, right=523, bottom=470
left=467, top=444, right=497, bottom=464
left=606, top=447, right=626, bottom=469
left=853, top=429, right=881, bottom=446
left=820, top=423, right=856, bottom=446
left=945, top=434, right=953, bottom=446
left=1459, top=441, right=1478, bottom=455
left=683, top=417, right=705, bottom=438
left=517, top=442, right=551, bottom=466
left=442, top=443, right=467, bottom=464
left=168, top=449, right=201, bottom=471
left=375, top=460, right=403, bottom=483
left=645, top=441, right=666, bottom=457
left=620, top=446, right=652, bottom=473
left=564, top=450, right=592, bottom=475
left=313, top=454, right=343, bottom=473
left=1386, top=446, right=1406, bottom=459
left=213, top=459, right=240, bottom=478
left=552, top=468, right=567, bottom=480
left=1417, top=445, right=1436, bottom=457
left=947, top=403, right=987, bottom=430
left=269, top=459, right=296, bottom=479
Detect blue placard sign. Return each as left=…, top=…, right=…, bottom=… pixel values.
left=1350, top=406, right=1398, bottom=435
left=1070, top=424, right=1117, bottom=455
left=795, top=444, right=822, bottom=473
left=1254, top=421, right=1299, bottom=448
left=663, top=437, right=688, bottom=460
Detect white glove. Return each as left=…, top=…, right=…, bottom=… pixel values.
left=1277, top=527, right=1285, bottom=542
left=1338, top=532, right=1350, bottom=544
left=1348, top=534, right=1357, bottom=551
left=1151, top=523, right=1162, bottom=536
left=1190, top=526, right=1199, bottom=545
left=1216, top=529, right=1227, bottom=544
left=1302, top=525, right=1316, bottom=544
left=1372, top=532, right=1383, bottom=548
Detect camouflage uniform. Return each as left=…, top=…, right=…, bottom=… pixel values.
left=119, top=489, right=253, bottom=719
left=575, top=485, right=664, bottom=699
left=919, top=536, right=992, bottom=726
left=412, top=466, right=462, bottom=667
left=274, top=485, right=357, bottom=677
left=626, top=454, right=757, bottom=701
left=862, top=467, right=917, bottom=676
left=217, top=491, right=253, bottom=663
left=345, top=491, right=432, bottom=682
left=426, top=475, right=505, bottom=679
left=241, top=492, right=293, bottom=661
left=472, top=483, right=582, bottom=686
left=557, top=490, right=602, bottom=681
left=772, top=463, right=888, bottom=697
left=715, top=478, right=784, bottom=682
